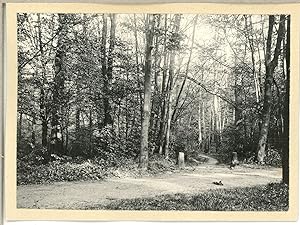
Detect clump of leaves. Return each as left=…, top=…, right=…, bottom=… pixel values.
left=17, top=159, right=106, bottom=185
left=147, top=154, right=177, bottom=174
left=265, top=147, right=282, bottom=167
left=93, top=183, right=288, bottom=211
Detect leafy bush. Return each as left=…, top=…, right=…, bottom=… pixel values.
left=94, top=183, right=288, bottom=211
left=17, top=153, right=180, bottom=185
left=147, top=155, right=177, bottom=174
left=216, top=123, right=282, bottom=167
left=240, top=147, right=282, bottom=167
left=17, top=159, right=105, bottom=185
left=265, top=147, right=282, bottom=167
left=17, top=143, right=49, bottom=166
left=93, top=125, right=134, bottom=166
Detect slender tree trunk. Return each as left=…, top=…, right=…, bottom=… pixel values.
left=164, top=14, right=181, bottom=159
left=133, top=14, right=144, bottom=123
left=139, top=14, right=155, bottom=169
left=245, top=15, right=261, bottom=103
left=100, top=13, right=107, bottom=130
left=31, top=116, right=36, bottom=146
left=125, top=72, right=130, bottom=142
left=206, top=106, right=214, bottom=153
left=198, top=92, right=202, bottom=144
left=75, top=105, right=80, bottom=143
left=171, top=15, right=197, bottom=122
left=88, top=104, right=93, bottom=157
left=41, top=113, right=47, bottom=148
left=213, top=94, right=220, bottom=152
left=151, top=15, right=161, bottom=145
left=202, top=100, right=206, bottom=150
left=40, top=84, right=48, bottom=152
left=101, top=14, right=115, bottom=128
left=257, top=15, right=286, bottom=163
left=65, top=127, right=69, bottom=154
left=282, top=15, right=290, bottom=184
left=157, top=15, right=169, bottom=154
left=37, top=14, right=48, bottom=156
left=18, top=112, right=23, bottom=141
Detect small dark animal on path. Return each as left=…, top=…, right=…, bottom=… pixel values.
left=213, top=181, right=223, bottom=186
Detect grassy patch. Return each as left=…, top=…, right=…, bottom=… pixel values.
left=90, top=183, right=288, bottom=211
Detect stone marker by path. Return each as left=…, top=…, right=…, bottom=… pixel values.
left=231, top=152, right=239, bottom=168
left=178, top=152, right=185, bottom=169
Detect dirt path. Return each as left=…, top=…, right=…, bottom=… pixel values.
left=196, top=153, right=219, bottom=165
left=17, top=155, right=282, bottom=209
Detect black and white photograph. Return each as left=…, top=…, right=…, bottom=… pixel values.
left=6, top=3, right=297, bottom=219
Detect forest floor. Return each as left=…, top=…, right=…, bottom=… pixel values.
left=17, top=154, right=282, bottom=209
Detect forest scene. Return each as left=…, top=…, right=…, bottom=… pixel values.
left=17, top=13, right=289, bottom=211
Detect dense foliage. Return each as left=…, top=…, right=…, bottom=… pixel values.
left=17, top=153, right=210, bottom=185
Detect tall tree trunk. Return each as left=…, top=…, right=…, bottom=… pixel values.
left=198, top=92, right=202, bottom=144
left=282, top=15, right=290, bottom=184
left=31, top=116, right=36, bottom=146
left=164, top=14, right=181, bottom=159
left=151, top=15, right=162, bottom=146
left=202, top=100, right=206, bottom=150
left=18, top=112, right=23, bottom=141
left=213, top=94, right=220, bottom=152
left=257, top=15, right=286, bottom=164
left=157, top=15, right=169, bottom=154
left=41, top=111, right=47, bottom=149
left=139, top=14, right=155, bottom=169
left=133, top=14, right=144, bottom=123
left=65, top=125, right=69, bottom=154
left=101, top=14, right=115, bottom=128
left=50, top=14, right=66, bottom=156
left=88, top=102, right=93, bottom=157
left=37, top=14, right=48, bottom=157
left=75, top=104, right=80, bottom=148
left=234, top=67, right=243, bottom=152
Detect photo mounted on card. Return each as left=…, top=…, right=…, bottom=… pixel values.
left=4, top=1, right=299, bottom=221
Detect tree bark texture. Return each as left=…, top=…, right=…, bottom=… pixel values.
left=164, top=14, right=181, bottom=159
left=139, top=14, right=155, bottom=169
left=257, top=15, right=286, bottom=164
left=100, top=14, right=115, bottom=129
left=50, top=14, right=66, bottom=155
left=37, top=14, right=49, bottom=156
left=282, top=15, right=290, bottom=184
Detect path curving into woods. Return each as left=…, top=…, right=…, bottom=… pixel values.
left=195, top=153, right=219, bottom=165
left=17, top=156, right=282, bottom=209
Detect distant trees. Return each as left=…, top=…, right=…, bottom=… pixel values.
left=17, top=13, right=290, bottom=181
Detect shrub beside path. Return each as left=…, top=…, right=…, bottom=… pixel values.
left=17, top=154, right=282, bottom=209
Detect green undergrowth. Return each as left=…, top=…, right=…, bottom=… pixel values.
left=17, top=154, right=207, bottom=185
left=90, top=183, right=288, bottom=211
left=212, top=147, right=282, bottom=167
